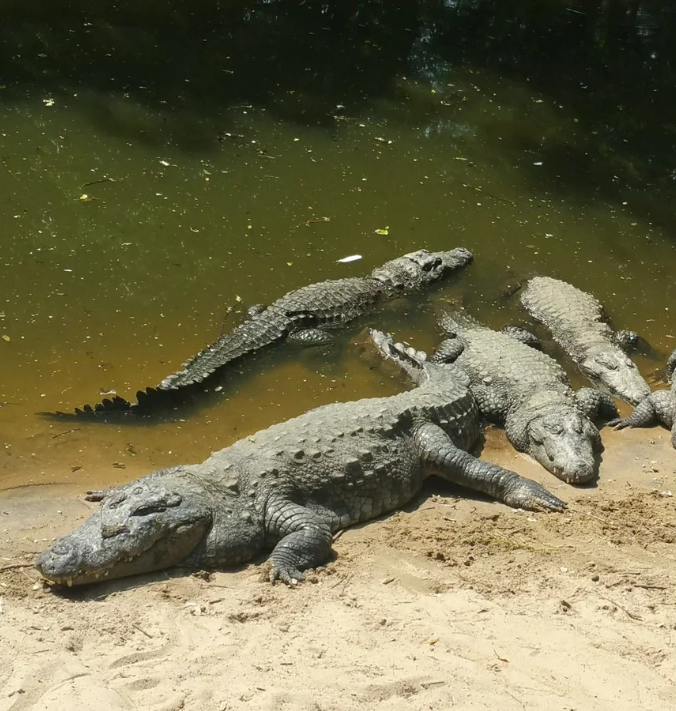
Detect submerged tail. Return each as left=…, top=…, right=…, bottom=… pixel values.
left=159, top=310, right=289, bottom=390
left=45, top=311, right=290, bottom=418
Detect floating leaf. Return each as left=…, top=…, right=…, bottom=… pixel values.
left=1, top=335, right=10, bottom=342
left=375, top=226, right=390, bottom=236
left=337, top=254, right=362, bottom=263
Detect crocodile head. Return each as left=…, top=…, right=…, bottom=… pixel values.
left=579, top=346, right=650, bottom=405
left=35, top=467, right=263, bottom=586
left=525, top=411, right=599, bottom=484
left=371, top=247, right=473, bottom=290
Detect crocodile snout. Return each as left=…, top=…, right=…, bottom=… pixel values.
left=564, top=459, right=595, bottom=484
left=35, top=539, right=81, bottom=581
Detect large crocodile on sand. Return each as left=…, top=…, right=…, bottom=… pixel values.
left=35, top=329, right=564, bottom=587
left=609, top=348, right=676, bottom=448
left=431, top=313, right=618, bottom=484
left=52, top=248, right=472, bottom=417
left=520, top=276, right=650, bottom=405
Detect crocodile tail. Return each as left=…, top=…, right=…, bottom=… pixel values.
left=41, top=311, right=291, bottom=419
left=158, top=310, right=289, bottom=390
left=39, top=388, right=165, bottom=419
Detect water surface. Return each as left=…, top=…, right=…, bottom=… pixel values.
left=2, top=1, right=676, bottom=489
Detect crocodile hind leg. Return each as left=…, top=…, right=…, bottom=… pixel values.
left=430, top=338, right=465, bottom=364
left=412, top=420, right=566, bottom=512
left=575, top=388, right=619, bottom=421
left=501, top=325, right=543, bottom=350
left=265, top=501, right=333, bottom=584
left=615, top=329, right=640, bottom=352
left=287, top=328, right=335, bottom=347
left=609, top=390, right=676, bottom=436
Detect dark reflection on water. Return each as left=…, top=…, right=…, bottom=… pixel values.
left=1, top=0, right=675, bottom=489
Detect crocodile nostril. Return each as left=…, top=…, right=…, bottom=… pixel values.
left=51, top=541, right=72, bottom=557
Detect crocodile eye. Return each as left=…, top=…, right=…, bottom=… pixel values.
left=131, top=493, right=182, bottom=517
left=546, top=423, right=563, bottom=435
left=107, top=493, right=127, bottom=509
left=132, top=504, right=168, bottom=517
left=595, top=356, right=618, bottom=370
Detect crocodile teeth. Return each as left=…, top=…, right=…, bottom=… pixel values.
left=66, top=578, right=73, bottom=587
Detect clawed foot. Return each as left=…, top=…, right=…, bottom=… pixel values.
left=504, top=478, right=566, bottom=512
left=84, top=490, right=107, bottom=502
left=607, top=418, right=630, bottom=430
left=270, top=564, right=305, bottom=586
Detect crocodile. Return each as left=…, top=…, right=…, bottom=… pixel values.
left=609, top=348, right=676, bottom=447
left=431, top=313, right=618, bottom=484
left=520, top=276, right=650, bottom=405
left=51, top=248, right=472, bottom=417
left=35, top=329, right=565, bottom=587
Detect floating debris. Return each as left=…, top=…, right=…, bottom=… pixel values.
left=337, top=255, right=362, bottom=264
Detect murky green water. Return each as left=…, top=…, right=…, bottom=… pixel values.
left=2, top=1, right=676, bottom=489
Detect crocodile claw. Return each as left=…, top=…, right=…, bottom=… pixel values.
left=504, top=479, right=567, bottom=513
left=607, top=418, right=629, bottom=430
left=270, top=565, right=305, bottom=585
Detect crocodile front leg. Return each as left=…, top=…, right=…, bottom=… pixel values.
left=609, top=390, right=675, bottom=433
left=575, top=388, right=619, bottom=421
left=265, top=500, right=333, bottom=584
left=666, top=350, right=676, bottom=382
left=413, top=420, right=566, bottom=512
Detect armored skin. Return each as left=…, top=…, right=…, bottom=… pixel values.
left=432, top=313, right=618, bottom=484
left=520, top=277, right=650, bottom=405
left=35, top=330, right=564, bottom=588
left=53, top=248, right=472, bottom=417
left=610, top=348, right=676, bottom=447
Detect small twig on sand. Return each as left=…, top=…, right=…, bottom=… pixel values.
left=601, top=596, right=642, bottom=621
left=0, top=563, right=34, bottom=572
left=329, top=572, right=353, bottom=593
left=51, top=428, right=81, bottom=439
left=132, top=623, right=153, bottom=638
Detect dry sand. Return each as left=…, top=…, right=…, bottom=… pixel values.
left=1, top=426, right=675, bottom=711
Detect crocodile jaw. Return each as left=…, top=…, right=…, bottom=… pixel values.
left=35, top=510, right=210, bottom=586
